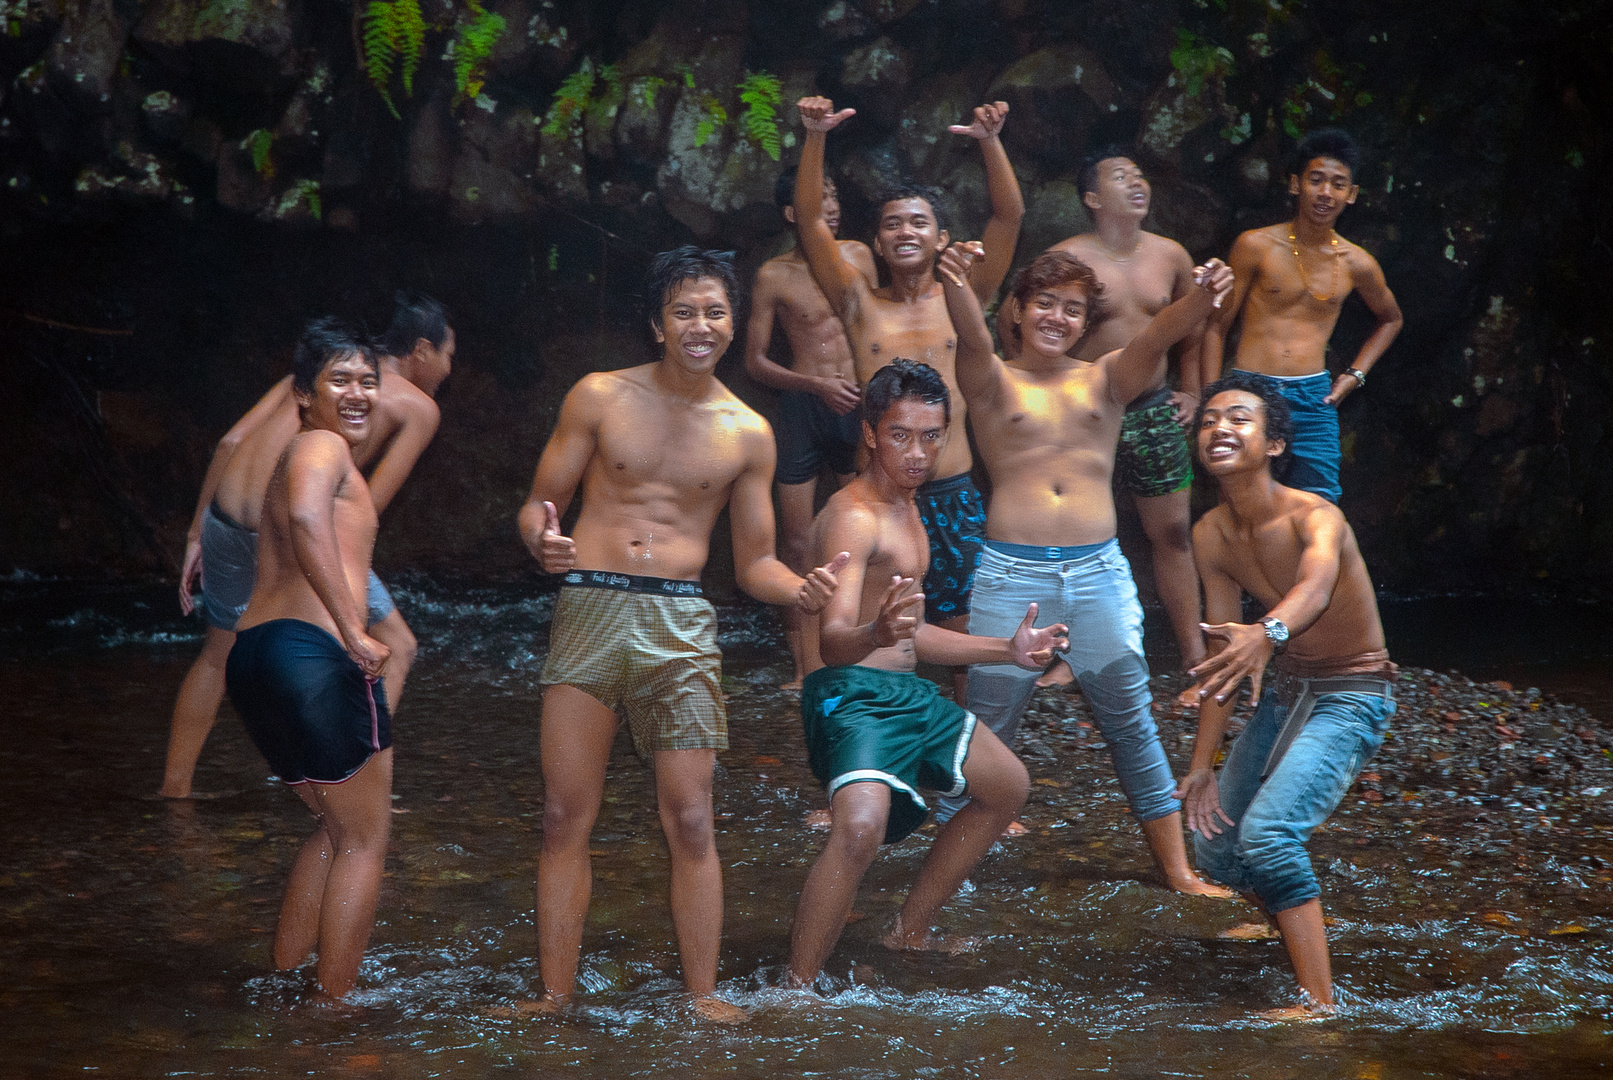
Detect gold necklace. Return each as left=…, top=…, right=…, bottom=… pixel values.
left=1289, top=228, right=1339, bottom=301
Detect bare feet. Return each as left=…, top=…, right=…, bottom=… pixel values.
left=512, top=994, right=567, bottom=1016
left=1167, top=874, right=1236, bottom=898
left=1257, top=1001, right=1336, bottom=1022
left=1002, top=820, right=1030, bottom=838
left=1034, top=662, right=1075, bottom=690
left=803, top=808, right=832, bottom=831
left=691, top=994, right=749, bottom=1024
left=1219, top=921, right=1281, bottom=941
left=780, top=678, right=803, bottom=693
left=882, top=916, right=980, bottom=955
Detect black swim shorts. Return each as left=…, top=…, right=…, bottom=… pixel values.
left=774, top=389, right=862, bottom=486
left=915, top=471, right=987, bottom=623
left=225, top=619, right=392, bottom=785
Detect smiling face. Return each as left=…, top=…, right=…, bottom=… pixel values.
left=1197, top=389, right=1284, bottom=476
left=411, top=325, right=455, bottom=397
left=864, top=396, right=947, bottom=491
left=652, top=276, right=733, bottom=375
left=296, top=352, right=380, bottom=444
left=1084, top=156, right=1149, bottom=221
left=875, top=197, right=948, bottom=272
left=1289, top=155, right=1358, bottom=230
left=1015, top=280, right=1091, bottom=359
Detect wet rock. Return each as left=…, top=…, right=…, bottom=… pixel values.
left=896, top=66, right=995, bottom=181
left=817, top=0, right=872, bottom=40
left=1146, top=175, right=1227, bottom=257
left=42, top=0, right=129, bottom=106
left=1019, top=180, right=1090, bottom=259
left=839, top=36, right=913, bottom=125
left=406, top=96, right=456, bottom=196
left=987, top=43, right=1120, bottom=172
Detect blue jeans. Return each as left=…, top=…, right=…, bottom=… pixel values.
left=1195, top=686, right=1394, bottom=913
left=935, top=540, right=1179, bottom=824
left=1255, top=372, right=1341, bottom=504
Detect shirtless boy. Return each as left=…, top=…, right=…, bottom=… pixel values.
left=160, top=292, right=453, bottom=798
left=789, top=360, right=1067, bottom=986
left=935, top=242, right=1232, bottom=892
left=516, top=247, right=844, bottom=1021
left=1178, top=370, right=1398, bottom=1018
left=745, top=168, right=878, bottom=687
left=1005, top=151, right=1211, bottom=669
left=222, top=319, right=395, bottom=999
left=794, top=94, right=1024, bottom=682
left=1204, top=129, right=1403, bottom=504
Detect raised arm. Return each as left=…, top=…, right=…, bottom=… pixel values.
left=285, top=432, right=386, bottom=673
left=1108, top=259, right=1233, bottom=408
left=950, top=101, right=1023, bottom=303
left=1202, top=230, right=1263, bottom=380
left=1187, top=505, right=1346, bottom=707
left=517, top=376, right=603, bottom=570
left=360, top=392, right=441, bottom=515
left=178, top=375, right=293, bottom=613
left=794, top=97, right=863, bottom=318
left=937, top=242, right=1006, bottom=409
left=1169, top=247, right=1208, bottom=424
left=1324, top=250, right=1403, bottom=405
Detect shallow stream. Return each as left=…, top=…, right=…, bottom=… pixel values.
left=2, top=578, right=1610, bottom=1078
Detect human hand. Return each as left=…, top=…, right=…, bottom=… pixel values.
left=1169, top=390, right=1199, bottom=429
left=871, top=576, right=924, bottom=647
left=1191, top=258, right=1235, bottom=309
left=1008, top=603, right=1070, bottom=670
left=949, top=100, right=1009, bottom=141
left=937, top=241, right=983, bottom=288
left=178, top=537, right=204, bottom=615
left=532, top=500, right=577, bottom=574
left=798, top=551, right=851, bottom=614
left=1187, top=621, right=1274, bottom=705
left=1173, top=768, right=1234, bottom=839
left=345, top=629, right=392, bottom=680
left=798, top=96, right=855, bottom=134
left=1323, top=372, right=1358, bottom=407
left=816, top=375, right=861, bottom=416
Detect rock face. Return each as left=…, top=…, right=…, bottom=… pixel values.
left=0, top=0, right=1609, bottom=598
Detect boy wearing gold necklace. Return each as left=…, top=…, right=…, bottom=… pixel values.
left=1202, top=129, right=1403, bottom=504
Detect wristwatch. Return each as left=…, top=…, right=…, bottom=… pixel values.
left=1260, top=616, right=1290, bottom=653
left=1345, top=367, right=1367, bottom=388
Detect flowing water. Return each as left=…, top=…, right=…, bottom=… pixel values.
left=2, top=576, right=1610, bottom=1078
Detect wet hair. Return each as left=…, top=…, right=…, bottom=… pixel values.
left=1292, top=128, right=1360, bottom=181
left=378, top=290, right=451, bottom=358
left=863, top=358, right=950, bottom=428
left=1008, top=250, right=1107, bottom=343
left=1193, top=370, right=1295, bottom=479
left=645, top=245, right=740, bottom=331
left=877, top=182, right=945, bottom=233
left=1076, top=146, right=1136, bottom=199
left=292, top=316, right=374, bottom=395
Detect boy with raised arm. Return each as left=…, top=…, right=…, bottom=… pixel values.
left=793, top=94, right=1025, bottom=681
left=745, top=168, right=878, bottom=688
left=1204, top=129, right=1403, bottom=504
left=1005, top=150, right=1212, bottom=670
left=160, top=293, right=453, bottom=798
left=934, top=242, right=1231, bottom=893
left=516, top=247, right=844, bottom=1022
left=788, top=360, right=1067, bottom=987
left=222, top=319, right=395, bottom=1000
left=1178, top=370, right=1398, bottom=1018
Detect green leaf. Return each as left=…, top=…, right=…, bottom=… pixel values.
left=541, top=57, right=595, bottom=137
left=362, top=0, right=402, bottom=119
left=738, top=70, right=783, bottom=160
left=245, top=128, right=273, bottom=178
left=396, top=0, right=425, bottom=97
left=453, top=7, right=506, bottom=101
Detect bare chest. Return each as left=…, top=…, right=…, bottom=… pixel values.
left=855, top=294, right=956, bottom=377
left=594, top=406, right=747, bottom=499
left=1256, top=245, right=1350, bottom=314
left=994, top=369, right=1111, bottom=444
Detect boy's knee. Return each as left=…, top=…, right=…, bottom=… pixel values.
left=830, top=806, right=888, bottom=864
left=660, top=799, right=715, bottom=856
left=542, top=796, right=597, bottom=848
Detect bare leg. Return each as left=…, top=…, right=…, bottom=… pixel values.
left=275, top=798, right=334, bottom=970
left=787, top=782, right=891, bottom=985
left=160, top=625, right=235, bottom=798
left=281, top=748, right=394, bottom=998
left=367, top=611, right=417, bottom=716
left=1140, top=812, right=1234, bottom=897
left=1134, top=489, right=1205, bottom=669
left=1269, top=898, right=1335, bottom=1015
left=532, top=684, right=617, bottom=1009
left=776, top=479, right=818, bottom=690
left=886, top=723, right=1028, bottom=951
left=936, top=613, right=971, bottom=702
left=654, top=747, right=745, bottom=1022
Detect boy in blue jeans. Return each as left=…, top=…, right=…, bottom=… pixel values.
left=1179, top=371, right=1397, bottom=1018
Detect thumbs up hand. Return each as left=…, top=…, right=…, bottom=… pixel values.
left=535, top=500, right=576, bottom=574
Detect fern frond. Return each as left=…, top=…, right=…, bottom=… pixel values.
left=396, top=0, right=425, bottom=97
left=245, top=128, right=274, bottom=178
left=453, top=8, right=506, bottom=99
left=362, top=0, right=401, bottom=118
left=738, top=70, right=782, bottom=160
left=541, top=57, right=595, bottom=137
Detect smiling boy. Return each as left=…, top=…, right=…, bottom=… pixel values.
left=516, top=246, right=844, bottom=1021
left=1203, top=130, right=1403, bottom=504
left=1178, top=370, right=1398, bottom=1018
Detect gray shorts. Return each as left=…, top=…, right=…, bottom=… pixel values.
left=197, top=501, right=396, bottom=630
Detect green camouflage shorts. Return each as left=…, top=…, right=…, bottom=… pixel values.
left=1116, top=387, right=1193, bottom=498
